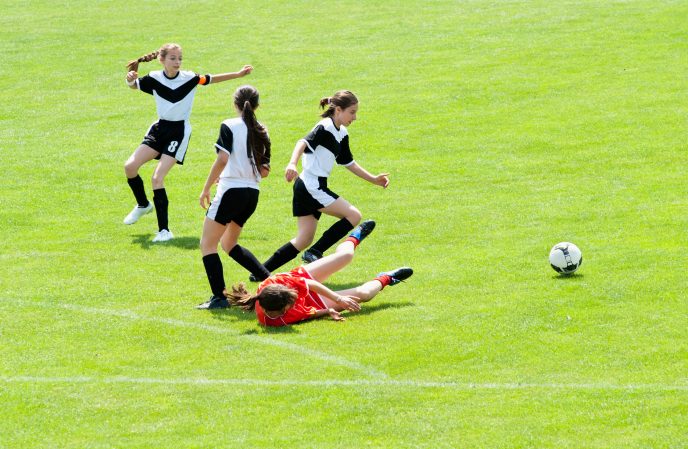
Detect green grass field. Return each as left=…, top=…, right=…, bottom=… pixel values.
left=1, top=0, right=687, bottom=447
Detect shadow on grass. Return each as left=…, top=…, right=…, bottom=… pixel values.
left=254, top=325, right=298, bottom=334
left=350, top=300, right=414, bottom=317
left=206, top=308, right=300, bottom=334
left=131, top=234, right=200, bottom=250
left=552, top=273, right=585, bottom=281
left=201, top=301, right=413, bottom=331
left=205, top=307, right=257, bottom=323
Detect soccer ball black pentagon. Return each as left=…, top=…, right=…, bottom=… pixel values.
left=549, top=242, right=582, bottom=275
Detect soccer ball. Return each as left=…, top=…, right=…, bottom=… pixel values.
left=549, top=242, right=582, bottom=275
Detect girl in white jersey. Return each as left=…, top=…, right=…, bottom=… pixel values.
left=257, top=90, right=390, bottom=276
left=196, top=86, right=272, bottom=310
left=123, top=43, right=253, bottom=242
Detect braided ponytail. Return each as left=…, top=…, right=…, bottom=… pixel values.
left=126, top=51, right=159, bottom=72
left=125, top=43, right=181, bottom=72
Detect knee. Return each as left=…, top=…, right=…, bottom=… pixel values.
left=346, top=208, right=362, bottom=226
left=292, top=235, right=313, bottom=251
left=200, top=239, right=218, bottom=256
left=151, top=173, right=165, bottom=189
left=124, top=159, right=137, bottom=178
left=292, top=230, right=315, bottom=250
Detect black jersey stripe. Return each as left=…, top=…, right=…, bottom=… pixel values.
left=304, top=125, right=340, bottom=156
left=139, top=76, right=201, bottom=103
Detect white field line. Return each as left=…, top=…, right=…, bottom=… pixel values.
left=43, top=302, right=389, bottom=379
left=1, top=376, right=687, bottom=391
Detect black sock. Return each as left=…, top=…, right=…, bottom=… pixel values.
left=202, top=253, right=225, bottom=298
left=153, top=188, right=169, bottom=232
left=309, top=218, right=355, bottom=255
left=263, top=242, right=300, bottom=273
left=228, top=245, right=271, bottom=281
left=127, top=175, right=149, bottom=207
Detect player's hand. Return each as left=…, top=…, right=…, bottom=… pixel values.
left=199, top=190, right=211, bottom=209
left=285, top=163, right=299, bottom=182
left=126, top=71, right=138, bottom=82
left=259, top=164, right=270, bottom=178
left=373, top=173, right=390, bottom=188
left=335, top=295, right=361, bottom=312
left=327, top=308, right=345, bottom=321
left=239, top=65, right=253, bottom=76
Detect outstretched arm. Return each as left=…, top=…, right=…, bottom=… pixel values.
left=346, top=162, right=390, bottom=188
left=285, top=140, right=307, bottom=182
left=199, top=152, right=229, bottom=209
left=305, top=279, right=361, bottom=312
left=209, top=65, right=253, bottom=83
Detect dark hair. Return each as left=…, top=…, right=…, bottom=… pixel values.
left=234, top=85, right=271, bottom=174
left=126, top=43, right=181, bottom=72
left=226, top=283, right=297, bottom=312
left=319, top=90, right=358, bottom=118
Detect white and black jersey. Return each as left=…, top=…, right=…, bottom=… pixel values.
left=136, top=70, right=210, bottom=164
left=300, top=117, right=354, bottom=179
left=207, top=117, right=267, bottom=226
left=214, top=117, right=267, bottom=190
left=136, top=70, right=211, bottom=121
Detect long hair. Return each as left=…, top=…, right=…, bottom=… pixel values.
left=234, top=85, right=271, bottom=175
left=226, top=283, right=297, bottom=312
left=126, top=43, right=181, bottom=72
left=319, top=90, right=358, bottom=118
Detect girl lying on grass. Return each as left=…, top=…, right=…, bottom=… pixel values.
left=226, top=220, right=412, bottom=326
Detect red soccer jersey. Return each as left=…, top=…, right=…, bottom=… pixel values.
left=255, top=267, right=328, bottom=327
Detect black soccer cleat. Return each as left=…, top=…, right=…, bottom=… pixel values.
left=349, top=219, right=376, bottom=243
left=248, top=271, right=269, bottom=282
left=301, top=248, right=323, bottom=263
left=195, top=295, right=229, bottom=310
left=378, top=267, right=413, bottom=286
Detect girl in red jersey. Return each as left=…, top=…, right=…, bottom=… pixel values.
left=226, top=220, right=413, bottom=326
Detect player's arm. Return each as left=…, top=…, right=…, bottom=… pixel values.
left=125, top=70, right=139, bottom=89
left=285, top=140, right=307, bottom=182
left=305, top=279, right=360, bottom=312
left=199, top=151, right=229, bottom=209
left=312, top=307, right=345, bottom=321
left=345, top=162, right=390, bottom=188
left=208, top=65, right=253, bottom=84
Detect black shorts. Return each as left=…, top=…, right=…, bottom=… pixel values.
left=292, top=176, right=339, bottom=220
left=142, top=119, right=191, bottom=165
left=206, top=187, right=260, bottom=227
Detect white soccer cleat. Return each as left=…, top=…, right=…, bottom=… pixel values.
left=152, top=229, right=174, bottom=243
left=123, top=203, right=153, bottom=225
